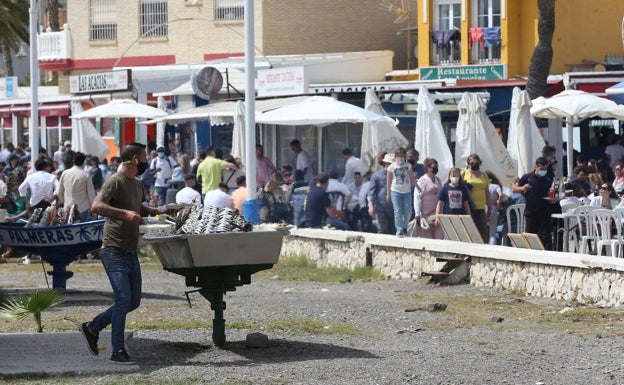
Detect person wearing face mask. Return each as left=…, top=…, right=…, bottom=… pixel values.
left=79, top=142, right=177, bottom=365
left=435, top=168, right=472, bottom=229
left=461, top=153, right=493, bottom=243
left=414, top=157, right=444, bottom=239
left=386, top=147, right=418, bottom=237
left=150, top=146, right=178, bottom=204
left=513, top=157, right=557, bottom=250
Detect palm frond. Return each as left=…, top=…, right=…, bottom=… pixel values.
left=0, top=290, right=65, bottom=321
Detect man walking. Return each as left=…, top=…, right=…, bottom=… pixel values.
left=79, top=142, right=170, bottom=364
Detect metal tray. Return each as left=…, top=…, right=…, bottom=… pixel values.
left=143, top=230, right=284, bottom=269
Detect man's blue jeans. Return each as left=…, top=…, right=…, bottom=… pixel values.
left=90, top=247, right=142, bottom=352
left=391, top=190, right=412, bottom=235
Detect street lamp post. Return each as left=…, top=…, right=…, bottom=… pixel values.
left=241, top=0, right=260, bottom=224
left=29, top=0, right=40, bottom=158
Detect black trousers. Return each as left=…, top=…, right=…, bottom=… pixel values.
left=525, top=212, right=553, bottom=251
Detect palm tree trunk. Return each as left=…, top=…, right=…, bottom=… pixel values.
left=526, top=0, right=555, bottom=99
left=46, top=0, right=60, bottom=85
left=47, top=0, right=60, bottom=31
left=1, top=45, right=14, bottom=77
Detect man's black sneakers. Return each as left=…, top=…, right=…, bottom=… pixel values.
left=80, top=322, right=99, bottom=356
left=110, top=349, right=135, bottom=365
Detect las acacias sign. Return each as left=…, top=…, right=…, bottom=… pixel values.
left=419, top=64, right=507, bottom=80
left=257, top=66, right=307, bottom=97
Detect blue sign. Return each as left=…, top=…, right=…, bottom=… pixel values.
left=5, top=76, right=16, bottom=98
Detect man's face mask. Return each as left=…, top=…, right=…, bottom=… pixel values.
left=157, top=151, right=165, bottom=159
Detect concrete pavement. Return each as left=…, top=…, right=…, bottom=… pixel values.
left=0, top=289, right=138, bottom=376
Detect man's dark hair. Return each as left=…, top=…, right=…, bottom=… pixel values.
left=218, top=182, right=228, bottom=190
left=120, top=142, right=146, bottom=162
left=342, top=148, right=353, bottom=156
left=34, top=158, right=47, bottom=171
left=573, top=166, right=587, bottom=176
left=74, top=152, right=86, bottom=167
left=236, top=175, right=246, bottom=186
left=316, top=172, right=330, bottom=184
left=290, top=139, right=301, bottom=147
left=256, top=144, right=263, bottom=150
left=535, top=157, right=549, bottom=167
left=199, top=149, right=208, bottom=160
left=542, top=145, right=556, bottom=156
left=354, top=171, right=361, bottom=176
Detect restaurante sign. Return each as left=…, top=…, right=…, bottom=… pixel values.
left=419, top=64, right=507, bottom=80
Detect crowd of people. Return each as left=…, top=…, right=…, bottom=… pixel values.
left=185, top=135, right=624, bottom=253
left=6, top=133, right=624, bottom=260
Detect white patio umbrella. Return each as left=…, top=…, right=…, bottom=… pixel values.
left=455, top=92, right=517, bottom=187
left=70, top=102, right=110, bottom=160
left=530, top=89, right=624, bottom=177
left=71, top=99, right=168, bottom=119
left=507, top=87, right=545, bottom=177
left=256, top=96, right=397, bottom=126
left=361, top=89, right=408, bottom=172
left=230, top=100, right=246, bottom=166
left=415, top=86, right=454, bottom=179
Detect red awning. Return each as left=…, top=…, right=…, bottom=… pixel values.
left=0, top=106, right=11, bottom=119
left=10, top=102, right=70, bottom=117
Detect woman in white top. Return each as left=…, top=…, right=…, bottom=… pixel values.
left=386, top=147, right=417, bottom=237
left=414, top=157, right=443, bottom=239
left=589, top=183, right=622, bottom=209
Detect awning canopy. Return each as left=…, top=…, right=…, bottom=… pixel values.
left=144, top=96, right=310, bottom=126
left=0, top=102, right=71, bottom=117
left=606, top=81, right=624, bottom=105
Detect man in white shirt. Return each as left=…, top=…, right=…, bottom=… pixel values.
left=150, top=146, right=178, bottom=204
left=176, top=174, right=202, bottom=205
left=56, top=152, right=96, bottom=221
left=203, top=183, right=233, bottom=209
left=342, top=148, right=366, bottom=185
left=16, top=158, right=59, bottom=217
left=604, top=133, right=624, bottom=168
left=52, top=140, right=65, bottom=172
left=290, top=139, right=313, bottom=184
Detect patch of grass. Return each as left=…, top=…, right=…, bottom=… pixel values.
left=265, top=318, right=361, bottom=335
left=258, top=255, right=385, bottom=282
left=411, top=292, right=624, bottom=337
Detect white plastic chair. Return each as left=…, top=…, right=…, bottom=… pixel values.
left=504, top=204, right=525, bottom=245
left=589, top=209, right=624, bottom=257
left=575, top=205, right=602, bottom=254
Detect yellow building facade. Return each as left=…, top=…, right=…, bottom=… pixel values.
left=416, top=0, right=624, bottom=80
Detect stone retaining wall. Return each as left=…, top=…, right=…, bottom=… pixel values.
left=280, top=228, right=624, bottom=307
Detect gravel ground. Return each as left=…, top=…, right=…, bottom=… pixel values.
left=2, top=260, right=624, bottom=385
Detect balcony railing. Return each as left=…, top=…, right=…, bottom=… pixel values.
left=430, top=29, right=461, bottom=65
left=469, top=27, right=501, bottom=64
left=38, top=24, right=72, bottom=61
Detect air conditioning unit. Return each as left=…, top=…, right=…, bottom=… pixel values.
left=185, top=0, right=202, bottom=6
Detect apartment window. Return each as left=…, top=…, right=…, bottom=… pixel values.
left=215, top=0, right=244, bottom=21
left=470, top=0, right=501, bottom=63
left=140, top=0, right=168, bottom=37
left=431, top=0, right=461, bottom=65
left=90, top=0, right=117, bottom=41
